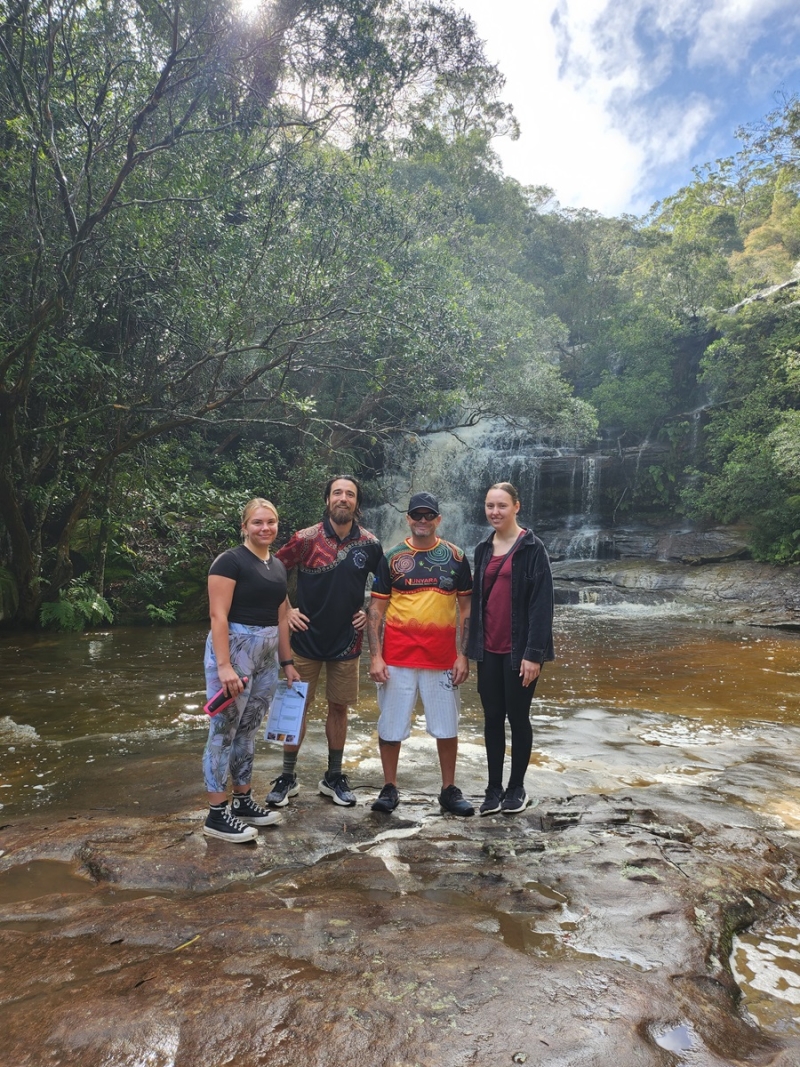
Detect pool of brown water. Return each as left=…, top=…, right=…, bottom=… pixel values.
left=3, top=605, right=800, bottom=817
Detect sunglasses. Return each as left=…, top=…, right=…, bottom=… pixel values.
left=408, top=510, right=438, bottom=521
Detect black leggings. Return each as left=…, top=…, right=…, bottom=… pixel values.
left=477, top=651, right=538, bottom=790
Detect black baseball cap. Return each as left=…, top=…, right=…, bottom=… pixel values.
left=408, top=492, right=440, bottom=516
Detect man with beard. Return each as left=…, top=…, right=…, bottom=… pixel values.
left=269, top=476, right=383, bottom=807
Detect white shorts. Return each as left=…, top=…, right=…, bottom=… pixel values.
left=376, top=666, right=460, bottom=741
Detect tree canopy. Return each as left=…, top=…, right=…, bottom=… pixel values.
left=4, top=2, right=800, bottom=629
left=1, top=0, right=593, bottom=625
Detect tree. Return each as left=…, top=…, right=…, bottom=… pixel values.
left=0, top=0, right=514, bottom=623
left=682, top=298, right=800, bottom=560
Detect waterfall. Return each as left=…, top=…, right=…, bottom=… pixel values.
left=365, top=419, right=610, bottom=558
left=581, top=456, right=598, bottom=518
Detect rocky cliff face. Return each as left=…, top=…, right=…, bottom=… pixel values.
left=547, top=524, right=800, bottom=628
left=375, top=423, right=800, bottom=627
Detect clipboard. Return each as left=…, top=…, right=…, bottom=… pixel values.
left=263, top=680, right=308, bottom=745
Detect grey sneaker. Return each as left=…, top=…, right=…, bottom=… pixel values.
left=231, top=792, right=282, bottom=826
left=203, top=803, right=258, bottom=843
left=319, top=772, right=356, bottom=807
left=479, top=786, right=503, bottom=816
left=501, top=786, right=529, bottom=814
left=438, top=785, right=474, bottom=817
left=371, top=783, right=399, bottom=813
left=266, top=773, right=300, bottom=807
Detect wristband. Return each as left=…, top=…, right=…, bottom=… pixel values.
left=280, top=658, right=295, bottom=667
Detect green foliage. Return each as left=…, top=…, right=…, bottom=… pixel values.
left=146, top=602, right=181, bottom=625
left=770, top=409, right=800, bottom=482
left=5, top=0, right=569, bottom=623
left=7, top=4, right=800, bottom=615
left=679, top=293, right=800, bottom=559
left=40, top=579, right=114, bottom=632
left=102, top=436, right=332, bottom=620
left=646, top=465, right=677, bottom=505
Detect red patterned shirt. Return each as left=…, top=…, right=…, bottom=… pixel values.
left=277, top=518, right=382, bottom=660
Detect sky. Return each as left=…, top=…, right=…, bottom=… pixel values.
left=456, top=0, right=800, bottom=217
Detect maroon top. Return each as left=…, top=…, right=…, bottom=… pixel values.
left=483, top=551, right=514, bottom=654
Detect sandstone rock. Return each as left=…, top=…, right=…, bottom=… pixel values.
left=552, top=558, right=800, bottom=627
left=1, top=790, right=799, bottom=1066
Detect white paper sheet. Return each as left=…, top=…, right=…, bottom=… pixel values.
left=263, top=680, right=308, bottom=745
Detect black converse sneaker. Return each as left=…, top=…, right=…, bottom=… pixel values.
left=231, top=792, right=282, bottom=826
left=203, top=802, right=258, bottom=842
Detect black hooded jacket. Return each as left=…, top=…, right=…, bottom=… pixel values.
left=466, top=527, right=555, bottom=669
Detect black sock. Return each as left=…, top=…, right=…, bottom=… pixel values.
left=327, top=749, right=343, bottom=777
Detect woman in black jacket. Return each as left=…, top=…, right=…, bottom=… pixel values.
left=467, top=482, right=554, bottom=815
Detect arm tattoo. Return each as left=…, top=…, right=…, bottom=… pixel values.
left=460, top=616, right=470, bottom=655
left=367, top=602, right=384, bottom=654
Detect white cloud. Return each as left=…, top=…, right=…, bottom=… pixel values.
left=459, top=0, right=647, bottom=213
left=457, top=0, right=800, bottom=214
left=632, top=94, right=716, bottom=161
left=690, top=0, right=797, bottom=68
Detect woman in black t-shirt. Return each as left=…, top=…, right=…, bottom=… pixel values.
left=202, top=498, right=301, bottom=843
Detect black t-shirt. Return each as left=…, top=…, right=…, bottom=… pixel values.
left=208, top=544, right=288, bottom=627
left=276, top=518, right=383, bottom=660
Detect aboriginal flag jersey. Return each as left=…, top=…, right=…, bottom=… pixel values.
left=371, top=538, right=472, bottom=671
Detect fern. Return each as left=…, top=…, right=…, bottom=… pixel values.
left=40, top=578, right=114, bottom=631
left=146, top=601, right=180, bottom=625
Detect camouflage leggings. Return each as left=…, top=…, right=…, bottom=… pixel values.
left=202, top=624, right=280, bottom=793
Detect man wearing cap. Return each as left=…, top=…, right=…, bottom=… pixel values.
left=367, top=492, right=474, bottom=816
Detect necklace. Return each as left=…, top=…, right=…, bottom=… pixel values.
left=244, top=542, right=271, bottom=564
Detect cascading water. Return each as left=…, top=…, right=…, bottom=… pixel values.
left=365, top=419, right=620, bottom=558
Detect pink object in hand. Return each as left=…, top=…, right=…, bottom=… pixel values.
left=204, top=677, right=249, bottom=716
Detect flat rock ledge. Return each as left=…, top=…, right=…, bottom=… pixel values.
left=552, top=559, right=800, bottom=628
left=1, top=789, right=799, bottom=1066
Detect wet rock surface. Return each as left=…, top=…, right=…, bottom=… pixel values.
left=552, top=558, right=800, bottom=627
left=544, top=523, right=753, bottom=565
left=2, top=786, right=800, bottom=1066
left=4, top=614, right=800, bottom=1065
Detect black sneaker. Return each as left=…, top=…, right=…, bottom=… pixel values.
left=439, top=785, right=475, bottom=817
left=203, top=803, right=258, bottom=843
left=231, top=792, right=282, bottom=826
left=319, top=772, right=356, bottom=807
left=479, top=786, right=503, bottom=816
left=371, top=783, right=399, bottom=813
left=266, top=773, right=300, bottom=807
left=501, top=786, right=529, bottom=814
